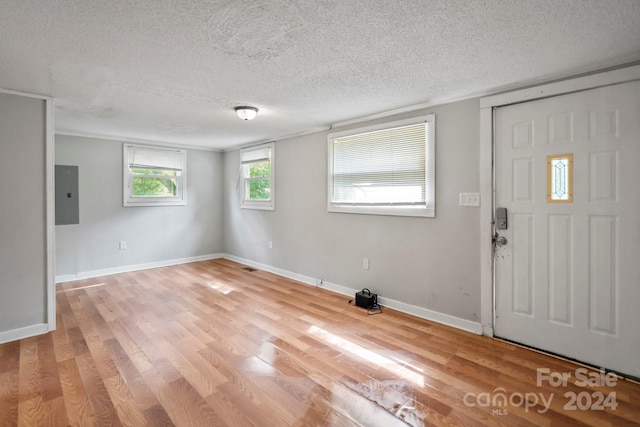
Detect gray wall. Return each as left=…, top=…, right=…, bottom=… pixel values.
left=0, top=93, right=48, bottom=331
left=224, top=98, right=482, bottom=322
left=55, top=135, right=224, bottom=277
left=54, top=98, right=482, bottom=323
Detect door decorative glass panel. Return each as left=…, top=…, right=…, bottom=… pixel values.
left=547, top=154, right=573, bottom=202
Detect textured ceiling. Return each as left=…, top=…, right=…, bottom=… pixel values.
left=1, top=0, right=639, bottom=150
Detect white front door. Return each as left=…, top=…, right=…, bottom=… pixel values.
left=494, top=81, right=640, bottom=378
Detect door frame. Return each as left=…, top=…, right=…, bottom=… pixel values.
left=478, top=64, right=640, bottom=337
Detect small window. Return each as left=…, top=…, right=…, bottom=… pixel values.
left=327, top=114, right=435, bottom=217
left=240, top=143, right=274, bottom=210
left=123, top=144, right=186, bottom=207
left=547, top=153, right=573, bottom=203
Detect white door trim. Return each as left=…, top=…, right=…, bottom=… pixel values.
left=479, top=64, right=640, bottom=337
left=46, top=97, right=56, bottom=331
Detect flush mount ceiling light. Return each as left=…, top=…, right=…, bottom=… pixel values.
left=234, top=106, right=258, bottom=120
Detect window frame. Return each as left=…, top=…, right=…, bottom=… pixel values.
left=327, top=114, right=435, bottom=218
left=123, top=144, right=187, bottom=207
left=240, top=142, right=275, bottom=211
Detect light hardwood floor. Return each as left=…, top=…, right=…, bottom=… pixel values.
left=1, top=258, right=638, bottom=426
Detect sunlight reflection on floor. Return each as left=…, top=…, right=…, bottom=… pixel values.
left=308, top=325, right=425, bottom=387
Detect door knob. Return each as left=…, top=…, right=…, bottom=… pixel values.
left=495, top=236, right=508, bottom=246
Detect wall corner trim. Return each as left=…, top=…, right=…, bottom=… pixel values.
left=222, top=254, right=483, bottom=335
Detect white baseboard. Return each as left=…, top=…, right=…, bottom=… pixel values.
left=55, top=253, right=482, bottom=335
left=55, top=253, right=224, bottom=283
left=223, top=254, right=483, bottom=335
left=0, top=323, right=50, bottom=344
left=56, top=273, right=79, bottom=283
left=376, top=296, right=483, bottom=335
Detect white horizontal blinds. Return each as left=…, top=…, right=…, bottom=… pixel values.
left=129, top=146, right=183, bottom=171
left=241, top=145, right=271, bottom=164
left=331, top=122, right=427, bottom=205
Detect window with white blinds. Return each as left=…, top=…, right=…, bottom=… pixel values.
left=123, top=144, right=187, bottom=207
left=328, top=114, right=435, bottom=217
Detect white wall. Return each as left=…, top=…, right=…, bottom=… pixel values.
left=223, top=98, right=482, bottom=322
left=55, top=135, right=224, bottom=278
left=0, top=92, right=50, bottom=335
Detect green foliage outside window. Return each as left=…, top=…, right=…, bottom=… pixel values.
left=132, top=168, right=178, bottom=197
left=247, top=161, right=271, bottom=200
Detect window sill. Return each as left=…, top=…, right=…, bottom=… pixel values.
left=241, top=201, right=274, bottom=211
left=328, top=204, right=434, bottom=218
left=124, top=198, right=186, bottom=207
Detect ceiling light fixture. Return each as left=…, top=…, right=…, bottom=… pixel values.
left=234, top=106, right=258, bottom=120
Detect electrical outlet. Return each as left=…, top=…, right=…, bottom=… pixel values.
left=119, top=241, right=127, bottom=250
left=459, top=192, right=480, bottom=207
left=268, top=240, right=273, bottom=249
left=362, top=258, right=370, bottom=270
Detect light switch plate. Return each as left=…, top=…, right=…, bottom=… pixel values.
left=460, top=193, right=480, bottom=207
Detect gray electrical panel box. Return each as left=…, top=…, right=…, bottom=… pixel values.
left=55, top=165, right=79, bottom=225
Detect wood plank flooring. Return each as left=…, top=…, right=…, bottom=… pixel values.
left=1, top=258, right=639, bottom=426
